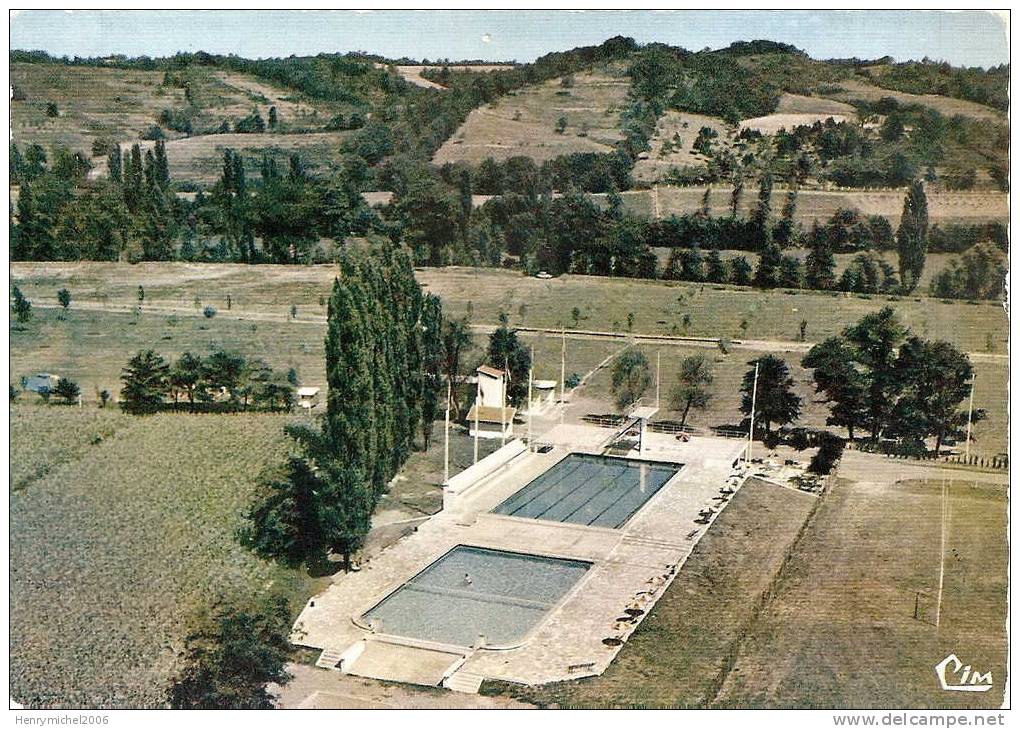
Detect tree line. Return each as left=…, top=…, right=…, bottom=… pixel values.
left=608, top=307, right=980, bottom=458
left=119, top=348, right=296, bottom=414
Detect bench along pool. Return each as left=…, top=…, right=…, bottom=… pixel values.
left=361, top=546, right=591, bottom=647
left=492, top=453, right=682, bottom=529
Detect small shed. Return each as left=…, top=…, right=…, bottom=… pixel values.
left=297, top=386, right=321, bottom=409
left=475, top=365, right=507, bottom=408
left=24, top=373, right=59, bottom=394
left=527, top=379, right=558, bottom=415
left=466, top=404, right=517, bottom=440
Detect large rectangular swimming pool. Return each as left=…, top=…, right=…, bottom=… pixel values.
left=361, top=546, right=590, bottom=647
left=492, top=453, right=682, bottom=529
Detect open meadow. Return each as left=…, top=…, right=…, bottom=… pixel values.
left=433, top=66, right=630, bottom=165
left=715, top=458, right=1008, bottom=708
left=9, top=408, right=328, bottom=708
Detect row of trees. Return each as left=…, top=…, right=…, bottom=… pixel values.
left=119, top=349, right=296, bottom=414
left=607, top=307, right=979, bottom=457
left=242, top=244, right=443, bottom=570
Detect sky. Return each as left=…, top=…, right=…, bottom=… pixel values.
left=8, top=10, right=1010, bottom=68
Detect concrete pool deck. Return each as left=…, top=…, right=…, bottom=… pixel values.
left=292, top=427, right=748, bottom=690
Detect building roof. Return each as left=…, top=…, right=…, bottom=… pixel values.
left=466, top=404, right=517, bottom=424
left=476, top=365, right=504, bottom=379
left=533, top=379, right=558, bottom=389
left=297, top=387, right=320, bottom=397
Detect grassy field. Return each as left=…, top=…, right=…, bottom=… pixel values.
left=11, top=63, right=190, bottom=153
left=10, top=263, right=1007, bottom=458
left=652, top=185, right=1008, bottom=225
left=11, top=62, right=347, bottom=181
left=715, top=469, right=1008, bottom=708
left=12, top=264, right=1008, bottom=353
left=823, top=78, right=1006, bottom=123
left=9, top=408, right=327, bottom=708
left=483, top=477, right=819, bottom=707
left=9, top=406, right=132, bottom=492
left=433, top=66, right=630, bottom=165
left=10, top=306, right=330, bottom=402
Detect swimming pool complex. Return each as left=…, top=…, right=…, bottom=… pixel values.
left=492, top=453, right=682, bottom=529
left=360, top=546, right=590, bottom=647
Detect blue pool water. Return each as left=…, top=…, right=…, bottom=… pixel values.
left=361, top=546, right=590, bottom=647
left=492, top=453, right=682, bottom=529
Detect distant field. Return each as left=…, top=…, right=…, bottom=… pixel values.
left=651, top=186, right=1008, bottom=225
left=775, top=92, right=858, bottom=117
left=11, top=61, right=345, bottom=182
left=382, top=64, right=517, bottom=89
left=11, top=63, right=190, bottom=152
left=97, top=131, right=355, bottom=183
left=739, top=112, right=853, bottom=135
left=822, top=78, right=1006, bottom=123
left=632, top=110, right=732, bottom=185
left=10, top=409, right=324, bottom=708
left=10, top=263, right=1007, bottom=459
left=716, top=470, right=1008, bottom=708
left=485, top=477, right=819, bottom=707
left=433, top=67, right=629, bottom=165
left=11, top=263, right=1008, bottom=354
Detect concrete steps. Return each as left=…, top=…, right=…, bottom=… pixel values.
left=315, top=648, right=344, bottom=670
left=444, top=670, right=484, bottom=694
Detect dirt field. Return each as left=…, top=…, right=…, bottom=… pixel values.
left=822, top=78, right=1005, bottom=123
left=716, top=460, right=1008, bottom=708
left=433, top=67, right=630, bottom=165
left=484, top=477, right=819, bottom=707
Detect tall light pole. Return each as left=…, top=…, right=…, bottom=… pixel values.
left=936, top=478, right=950, bottom=628
left=560, top=328, right=566, bottom=425
left=746, top=361, right=760, bottom=464
left=527, top=346, right=534, bottom=451
left=473, top=376, right=480, bottom=464
left=443, top=380, right=451, bottom=484
left=965, top=376, right=976, bottom=461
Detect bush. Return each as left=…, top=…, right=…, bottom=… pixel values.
left=140, top=125, right=165, bottom=141
left=808, top=433, right=845, bottom=475
left=53, top=378, right=80, bottom=405
left=203, top=306, right=217, bottom=319
left=45, top=102, right=59, bottom=117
